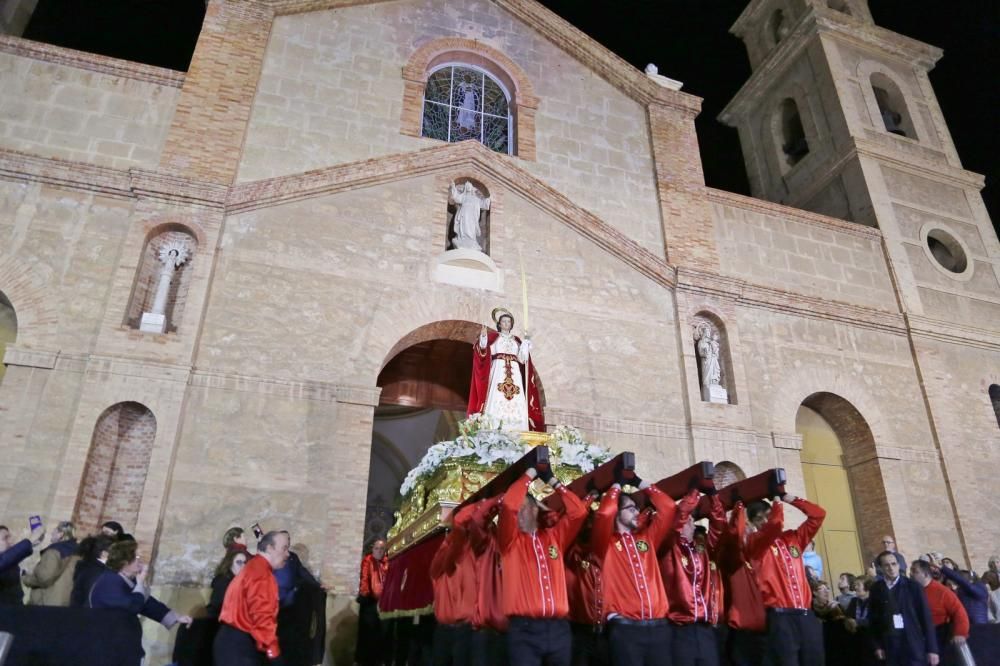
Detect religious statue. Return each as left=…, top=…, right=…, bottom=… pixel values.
left=695, top=321, right=728, bottom=404
left=449, top=181, right=490, bottom=252
left=467, top=307, right=544, bottom=432
left=140, top=239, right=191, bottom=334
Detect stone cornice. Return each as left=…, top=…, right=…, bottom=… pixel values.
left=707, top=188, right=883, bottom=240
left=0, top=150, right=230, bottom=208
left=0, top=35, right=185, bottom=88
left=189, top=369, right=382, bottom=406
left=544, top=408, right=691, bottom=441
left=905, top=315, right=1000, bottom=353
left=227, top=141, right=677, bottom=289
left=852, top=139, right=986, bottom=191
left=260, top=0, right=700, bottom=115
left=813, top=14, right=942, bottom=69
left=676, top=267, right=907, bottom=335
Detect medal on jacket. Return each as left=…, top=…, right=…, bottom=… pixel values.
left=636, top=540, right=649, bottom=553
left=580, top=560, right=590, bottom=569
left=615, top=541, right=623, bottom=551
left=696, top=544, right=705, bottom=553
left=789, top=546, right=801, bottom=558
left=548, top=545, right=559, bottom=559
left=681, top=555, right=689, bottom=568
left=771, top=545, right=779, bottom=556
left=710, top=561, right=717, bottom=571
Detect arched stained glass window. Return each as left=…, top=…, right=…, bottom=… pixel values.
left=421, top=65, right=512, bottom=155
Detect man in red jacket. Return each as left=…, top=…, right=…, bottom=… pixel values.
left=214, top=530, right=290, bottom=665
left=716, top=501, right=766, bottom=666
left=591, top=471, right=676, bottom=666
left=564, top=499, right=609, bottom=666
left=498, top=466, right=588, bottom=666
left=911, top=559, right=969, bottom=663
left=431, top=504, right=480, bottom=665
left=355, top=539, right=389, bottom=666
left=745, top=494, right=826, bottom=666
left=659, top=485, right=726, bottom=666
left=467, top=495, right=507, bottom=666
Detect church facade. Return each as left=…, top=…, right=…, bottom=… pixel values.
left=0, top=0, right=997, bottom=662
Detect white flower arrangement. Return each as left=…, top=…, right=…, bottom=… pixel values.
left=398, top=420, right=611, bottom=498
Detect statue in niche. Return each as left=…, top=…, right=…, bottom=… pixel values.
left=694, top=321, right=728, bottom=404
left=139, top=239, right=191, bottom=334
left=449, top=181, right=490, bottom=252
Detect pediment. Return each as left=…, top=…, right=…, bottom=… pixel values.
left=226, top=140, right=675, bottom=288
left=257, top=0, right=700, bottom=115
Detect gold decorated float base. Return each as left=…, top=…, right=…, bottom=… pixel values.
left=387, top=431, right=565, bottom=556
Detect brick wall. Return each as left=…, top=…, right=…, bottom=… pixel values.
left=74, top=402, right=156, bottom=534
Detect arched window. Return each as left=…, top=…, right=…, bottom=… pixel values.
left=779, top=98, right=809, bottom=167
left=990, top=384, right=1000, bottom=431
left=421, top=65, right=512, bottom=155
left=870, top=73, right=916, bottom=139
left=766, top=9, right=789, bottom=47
left=0, top=292, right=16, bottom=385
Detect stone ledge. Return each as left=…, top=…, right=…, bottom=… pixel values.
left=771, top=432, right=803, bottom=450
left=0, top=148, right=131, bottom=198
left=545, top=408, right=690, bottom=441
left=707, top=189, right=883, bottom=240
left=84, top=355, right=193, bottom=384
left=905, top=314, right=1000, bottom=352
left=189, top=370, right=382, bottom=406
left=3, top=346, right=58, bottom=369
left=0, top=35, right=186, bottom=88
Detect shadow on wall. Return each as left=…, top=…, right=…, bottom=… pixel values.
left=327, top=600, right=359, bottom=666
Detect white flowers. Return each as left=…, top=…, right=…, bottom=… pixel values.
left=398, top=421, right=611, bottom=498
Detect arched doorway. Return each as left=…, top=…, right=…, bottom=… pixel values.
left=0, top=291, right=17, bottom=384
left=795, top=392, right=884, bottom=584
left=363, top=322, right=480, bottom=551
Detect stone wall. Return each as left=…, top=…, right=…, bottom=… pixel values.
left=0, top=37, right=182, bottom=169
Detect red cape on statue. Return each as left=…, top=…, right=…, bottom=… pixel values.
left=467, top=329, right=544, bottom=432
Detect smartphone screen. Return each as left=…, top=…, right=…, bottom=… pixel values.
left=251, top=523, right=263, bottom=539
left=29, top=515, right=42, bottom=531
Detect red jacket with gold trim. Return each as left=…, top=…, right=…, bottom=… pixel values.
left=659, top=490, right=726, bottom=625
left=745, top=498, right=826, bottom=610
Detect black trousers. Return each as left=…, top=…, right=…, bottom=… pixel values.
left=764, top=609, right=824, bottom=666
left=507, top=616, right=572, bottom=666
left=471, top=627, right=508, bottom=666
left=213, top=624, right=267, bottom=666
left=433, top=622, right=473, bottom=666
left=606, top=620, right=672, bottom=666
left=724, top=627, right=765, bottom=666
left=356, top=597, right=390, bottom=666
left=671, top=622, right=720, bottom=666
left=570, top=623, right=610, bottom=666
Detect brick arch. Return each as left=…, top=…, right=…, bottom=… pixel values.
left=400, top=37, right=539, bottom=160
left=714, top=460, right=746, bottom=488
left=0, top=253, right=59, bottom=351
left=73, top=401, right=157, bottom=535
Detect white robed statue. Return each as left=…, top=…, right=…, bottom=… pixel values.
left=449, top=181, right=490, bottom=251
left=467, top=307, right=544, bottom=432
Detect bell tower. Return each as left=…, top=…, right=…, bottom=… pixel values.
left=719, top=0, right=1000, bottom=321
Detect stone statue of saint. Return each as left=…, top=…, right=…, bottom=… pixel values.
left=695, top=322, right=727, bottom=403
left=467, top=308, right=544, bottom=432
left=449, top=181, right=490, bottom=252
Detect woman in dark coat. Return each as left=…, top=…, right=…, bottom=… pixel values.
left=206, top=548, right=248, bottom=619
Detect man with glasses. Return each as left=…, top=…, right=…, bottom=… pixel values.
left=872, top=536, right=907, bottom=580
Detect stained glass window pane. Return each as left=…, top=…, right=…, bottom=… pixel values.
left=482, top=114, right=509, bottom=154
left=450, top=104, right=482, bottom=143
left=450, top=67, right=484, bottom=109
left=482, top=78, right=508, bottom=117
left=421, top=101, right=451, bottom=142
left=424, top=69, right=452, bottom=105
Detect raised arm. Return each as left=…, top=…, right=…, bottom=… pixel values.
left=552, top=484, right=588, bottom=548
left=466, top=496, right=502, bottom=556
left=643, top=485, right=678, bottom=549
left=664, top=488, right=699, bottom=548
left=591, top=485, right=620, bottom=559
left=431, top=507, right=474, bottom=580
left=939, top=566, right=988, bottom=602
left=22, top=549, right=62, bottom=588
left=786, top=496, right=826, bottom=550
left=704, top=494, right=727, bottom=555
left=498, top=472, right=534, bottom=552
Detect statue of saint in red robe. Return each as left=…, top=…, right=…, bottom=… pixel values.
left=467, top=308, right=544, bottom=432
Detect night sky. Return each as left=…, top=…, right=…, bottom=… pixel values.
left=23, top=0, right=999, bottom=235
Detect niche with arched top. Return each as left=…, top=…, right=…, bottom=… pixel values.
left=693, top=313, right=737, bottom=405
left=0, top=292, right=16, bottom=385
left=714, top=461, right=747, bottom=489
left=766, top=8, right=789, bottom=48
left=777, top=98, right=810, bottom=168
left=125, top=224, right=198, bottom=334
left=74, top=401, right=157, bottom=535
left=870, top=73, right=916, bottom=139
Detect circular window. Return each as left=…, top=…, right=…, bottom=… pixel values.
left=925, top=229, right=967, bottom=274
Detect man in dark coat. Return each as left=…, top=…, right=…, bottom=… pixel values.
left=869, top=550, right=938, bottom=666
left=70, top=534, right=113, bottom=608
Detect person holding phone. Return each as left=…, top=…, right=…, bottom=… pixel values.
left=0, top=519, right=46, bottom=605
